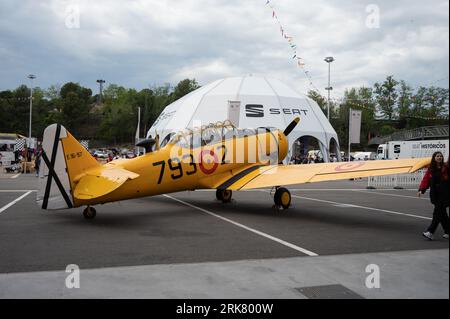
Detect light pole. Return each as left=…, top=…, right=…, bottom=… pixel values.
left=324, top=57, right=334, bottom=120
left=96, top=79, right=105, bottom=104
left=27, top=74, right=36, bottom=148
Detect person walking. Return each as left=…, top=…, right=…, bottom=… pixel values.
left=34, top=148, right=42, bottom=177
left=418, top=151, right=449, bottom=240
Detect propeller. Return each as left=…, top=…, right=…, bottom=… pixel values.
left=136, top=138, right=156, bottom=152
left=283, top=117, right=300, bottom=136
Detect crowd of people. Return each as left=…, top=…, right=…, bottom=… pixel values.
left=289, top=153, right=344, bottom=164
left=289, top=154, right=325, bottom=164
left=0, top=146, right=42, bottom=175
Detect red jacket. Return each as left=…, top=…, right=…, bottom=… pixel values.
left=419, top=164, right=448, bottom=193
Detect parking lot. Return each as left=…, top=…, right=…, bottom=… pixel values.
left=0, top=172, right=448, bottom=298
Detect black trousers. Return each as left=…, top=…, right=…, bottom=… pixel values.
left=427, top=203, right=449, bottom=234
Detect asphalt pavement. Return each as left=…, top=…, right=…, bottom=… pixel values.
left=0, top=172, right=448, bottom=298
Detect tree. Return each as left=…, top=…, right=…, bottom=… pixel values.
left=374, top=75, right=398, bottom=120
left=336, top=87, right=376, bottom=148
left=379, top=124, right=396, bottom=136
left=307, top=90, right=328, bottom=114
left=0, top=90, right=15, bottom=133
left=397, top=80, right=413, bottom=129
left=31, top=87, right=52, bottom=137
left=169, top=79, right=200, bottom=104
left=59, top=82, right=93, bottom=136
left=139, top=88, right=154, bottom=135
left=44, top=84, right=61, bottom=100
left=0, top=86, right=31, bottom=135
left=148, top=83, right=171, bottom=128
left=97, top=85, right=140, bottom=144
left=424, top=87, right=449, bottom=118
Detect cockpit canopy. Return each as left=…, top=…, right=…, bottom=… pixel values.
left=165, top=121, right=279, bottom=149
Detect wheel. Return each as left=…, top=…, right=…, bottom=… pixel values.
left=222, top=190, right=232, bottom=203
left=274, top=187, right=291, bottom=209
left=216, top=189, right=224, bottom=201
left=83, top=206, right=97, bottom=219
left=216, top=189, right=232, bottom=203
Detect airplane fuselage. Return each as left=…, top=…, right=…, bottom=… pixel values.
left=73, top=130, right=288, bottom=207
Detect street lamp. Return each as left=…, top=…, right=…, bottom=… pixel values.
left=27, top=74, right=36, bottom=148
left=96, top=79, right=105, bottom=104
left=324, top=56, right=335, bottom=120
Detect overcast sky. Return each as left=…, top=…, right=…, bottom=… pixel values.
left=0, top=0, right=448, bottom=98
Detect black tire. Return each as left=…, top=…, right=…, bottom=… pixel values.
left=221, top=190, right=232, bottom=203
left=83, top=206, right=97, bottom=219
left=216, top=189, right=232, bottom=203
left=216, top=189, right=224, bottom=201
left=274, top=187, right=291, bottom=209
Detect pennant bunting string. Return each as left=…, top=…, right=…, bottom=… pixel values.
left=265, top=0, right=321, bottom=93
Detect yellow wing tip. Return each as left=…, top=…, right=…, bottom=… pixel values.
left=410, top=157, right=431, bottom=173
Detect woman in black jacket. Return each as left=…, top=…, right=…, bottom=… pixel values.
left=418, top=152, right=449, bottom=240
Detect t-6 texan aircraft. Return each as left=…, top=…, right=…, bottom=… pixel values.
left=37, top=118, right=430, bottom=219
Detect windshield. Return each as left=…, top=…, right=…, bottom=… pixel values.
left=168, top=121, right=237, bottom=148
left=166, top=122, right=279, bottom=149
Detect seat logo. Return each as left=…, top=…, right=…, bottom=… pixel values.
left=245, top=104, right=309, bottom=117
left=245, top=104, right=264, bottom=117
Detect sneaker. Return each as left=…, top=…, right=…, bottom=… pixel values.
left=443, top=234, right=449, bottom=239
left=422, top=231, right=433, bottom=240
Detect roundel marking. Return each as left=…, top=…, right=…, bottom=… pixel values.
left=334, top=162, right=365, bottom=172
left=199, top=149, right=219, bottom=174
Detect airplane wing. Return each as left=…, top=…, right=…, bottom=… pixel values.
left=214, top=158, right=430, bottom=190
left=74, top=166, right=139, bottom=200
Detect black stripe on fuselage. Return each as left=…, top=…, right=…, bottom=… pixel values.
left=217, top=165, right=262, bottom=190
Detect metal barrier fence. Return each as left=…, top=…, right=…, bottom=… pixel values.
left=367, top=169, right=426, bottom=189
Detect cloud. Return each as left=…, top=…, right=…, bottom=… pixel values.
left=0, top=0, right=448, bottom=97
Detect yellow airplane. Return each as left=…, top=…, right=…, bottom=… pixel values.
left=37, top=118, right=430, bottom=219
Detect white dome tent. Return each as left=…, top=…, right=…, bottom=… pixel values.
left=147, top=76, right=340, bottom=162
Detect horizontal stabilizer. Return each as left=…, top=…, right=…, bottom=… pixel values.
left=74, top=167, right=139, bottom=200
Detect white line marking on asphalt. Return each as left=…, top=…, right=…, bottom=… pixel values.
left=352, top=189, right=428, bottom=200
left=333, top=204, right=359, bottom=208
left=0, top=191, right=33, bottom=214
left=196, top=188, right=418, bottom=192
left=10, top=174, right=21, bottom=179
left=163, top=194, right=319, bottom=257
left=288, top=188, right=418, bottom=191
left=288, top=194, right=431, bottom=220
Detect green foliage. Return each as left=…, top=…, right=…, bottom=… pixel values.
left=96, top=79, right=199, bottom=144
left=331, top=75, right=449, bottom=149
left=379, top=124, right=396, bottom=136
left=169, top=79, right=200, bottom=104
left=374, top=75, right=399, bottom=120
left=0, top=75, right=447, bottom=149
left=0, top=85, right=52, bottom=137
left=307, top=90, right=328, bottom=114
left=58, top=82, right=93, bottom=136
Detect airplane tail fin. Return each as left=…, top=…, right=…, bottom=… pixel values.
left=37, top=124, right=100, bottom=210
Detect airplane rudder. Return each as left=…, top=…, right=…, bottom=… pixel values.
left=37, top=124, right=74, bottom=210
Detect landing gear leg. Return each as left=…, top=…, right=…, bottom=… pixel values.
left=216, top=189, right=232, bottom=203
left=83, top=206, right=97, bottom=219
left=274, top=187, right=291, bottom=209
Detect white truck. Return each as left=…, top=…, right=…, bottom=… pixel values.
left=376, top=140, right=449, bottom=160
